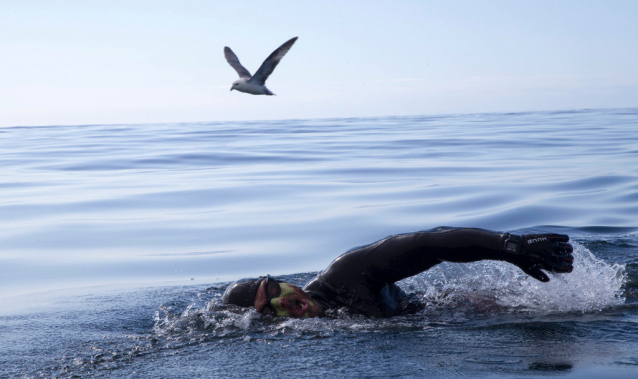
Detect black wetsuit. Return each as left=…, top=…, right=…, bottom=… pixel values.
left=303, top=227, right=508, bottom=317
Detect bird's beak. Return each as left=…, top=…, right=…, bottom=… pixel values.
left=230, top=87, right=233, bottom=91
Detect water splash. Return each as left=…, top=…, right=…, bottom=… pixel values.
left=152, top=290, right=262, bottom=340
left=400, top=243, right=626, bottom=314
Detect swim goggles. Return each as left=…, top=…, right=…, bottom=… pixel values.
left=256, top=275, right=281, bottom=315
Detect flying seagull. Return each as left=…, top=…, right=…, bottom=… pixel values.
left=224, top=37, right=298, bottom=96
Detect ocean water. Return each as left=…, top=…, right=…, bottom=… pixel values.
left=1, top=109, right=637, bottom=378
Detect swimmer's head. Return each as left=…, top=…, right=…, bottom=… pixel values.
left=223, top=276, right=324, bottom=318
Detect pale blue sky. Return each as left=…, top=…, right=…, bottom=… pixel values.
left=2, top=0, right=637, bottom=127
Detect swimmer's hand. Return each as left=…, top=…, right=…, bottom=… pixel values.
left=502, top=234, right=574, bottom=282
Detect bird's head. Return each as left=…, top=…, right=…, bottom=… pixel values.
left=230, top=78, right=247, bottom=91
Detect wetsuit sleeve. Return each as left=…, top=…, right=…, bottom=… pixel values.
left=355, top=227, right=508, bottom=292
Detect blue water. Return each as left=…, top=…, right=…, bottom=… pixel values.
left=1, top=109, right=637, bottom=377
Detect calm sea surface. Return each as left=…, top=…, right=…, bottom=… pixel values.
left=1, top=109, right=637, bottom=378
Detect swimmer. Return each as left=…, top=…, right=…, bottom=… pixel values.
left=223, top=227, right=574, bottom=318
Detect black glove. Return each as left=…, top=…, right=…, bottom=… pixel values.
left=502, top=233, right=574, bottom=282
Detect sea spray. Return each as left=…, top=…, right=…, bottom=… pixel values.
left=399, top=242, right=626, bottom=314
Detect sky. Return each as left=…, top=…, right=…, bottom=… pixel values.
left=1, top=0, right=638, bottom=127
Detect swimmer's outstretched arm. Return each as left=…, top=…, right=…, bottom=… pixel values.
left=355, top=227, right=573, bottom=291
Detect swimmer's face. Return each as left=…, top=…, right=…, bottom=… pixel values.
left=254, top=277, right=324, bottom=318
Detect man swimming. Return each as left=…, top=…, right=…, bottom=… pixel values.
left=222, top=227, right=574, bottom=318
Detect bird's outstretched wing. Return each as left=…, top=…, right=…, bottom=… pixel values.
left=224, top=47, right=252, bottom=78
left=250, top=37, right=297, bottom=85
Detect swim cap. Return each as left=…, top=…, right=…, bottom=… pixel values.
left=222, top=278, right=263, bottom=307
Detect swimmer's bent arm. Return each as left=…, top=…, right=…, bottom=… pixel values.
left=357, top=227, right=574, bottom=291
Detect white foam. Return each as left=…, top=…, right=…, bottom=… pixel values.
left=399, top=242, right=626, bottom=314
